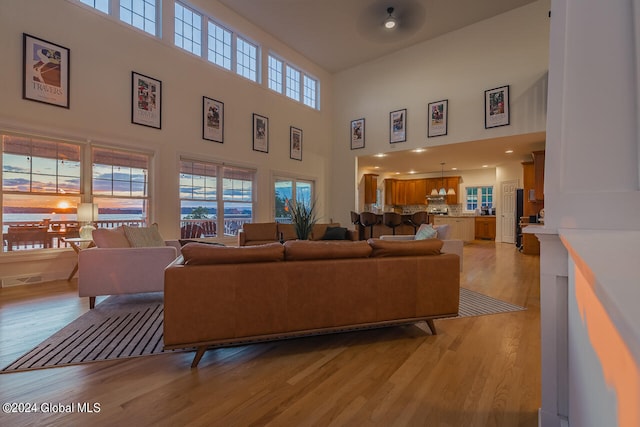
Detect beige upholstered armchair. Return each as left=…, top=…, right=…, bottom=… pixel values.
left=78, top=225, right=180, bottom=308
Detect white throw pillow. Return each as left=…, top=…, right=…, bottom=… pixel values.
left=415, top=224, right=437, bottom=240
left=433, top=224, right=451, bottom=240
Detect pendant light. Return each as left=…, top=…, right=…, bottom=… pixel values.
left=438, top=162, right=456, bottom=196
left=384, top=7, right=397, bottom=30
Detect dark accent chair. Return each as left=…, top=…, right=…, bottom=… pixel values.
left=359, top=212, right=379, bottom=239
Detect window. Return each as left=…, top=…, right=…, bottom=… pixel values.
left=207, top=20, right=232, bottom=70
left=286, top=65, right=300, bottom=101
left=303, top=75, right=318, bottom=108
left=465, top=186, right=493, bottom=211
left=236, top=37, right=258, bottom=82
left=92, top=147, right=150, bottom=227
left=174, top=2, right=202, bottom=56
left=79, top=0, right=109, bottom=13
left=2, top=134, right=82, bottom=252
left=268, top=55, right=283, bottom=93
left=119, top=0, right=157, bottom=35
left=274, top=178, right=314, bottom=223
left=180, top=159, right=254, bottom=237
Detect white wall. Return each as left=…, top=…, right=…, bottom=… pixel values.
left=0, top=0, right=333, bottom=280
left=540, top=0, right=640, bottom=425
left=330, top=0, right=551, bottom=226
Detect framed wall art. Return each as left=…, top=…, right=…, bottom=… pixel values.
left=350, top=118, right=365, bottom=149
left=485, top=85, right=510, bottom=128
left=203, top=96, right=224, bottom=143
left=389, top=109, right=407, bottom=143
left=252, top=113, right=269, bottom=153
left=290, top=126, right=302, bottom=161
left=427, top=99, right=448, bottom=137
left=23, top=33, right=70, bottom=108
left=132, top=71, right=162, bottom=129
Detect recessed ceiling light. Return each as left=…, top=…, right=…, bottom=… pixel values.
left=482, top=165, right=489, bottom=168
left=373, top=166, right=380, bottom=169
left=374, top=153, right=386, bottom=158
left=451, top=167, right=458, bottom=171
left=412, top=148, right=426, bottom=153
left=505, top=150, right=514, bottom=154
left=409, top=170, right=416, bottom=174
left=395, top=172, right=401, bottom=175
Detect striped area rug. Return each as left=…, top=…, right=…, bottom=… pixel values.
left=455, top=288, right=526, bottom=318
left=2, top=288, right=525, bottom=373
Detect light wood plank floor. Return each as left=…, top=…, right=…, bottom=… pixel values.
left=0, top=241, right=540, bottom=427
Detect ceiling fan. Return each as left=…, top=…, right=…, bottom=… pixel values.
left=356, top=0, right=427, bottom=43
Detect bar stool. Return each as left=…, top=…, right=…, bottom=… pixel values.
left=409, top=211, right=429, bottom=233
left=350, top=211, right=361, bottom=227
left=382, top=212, right=402, bottom=235
left=359, top=212, right=379, bottom=239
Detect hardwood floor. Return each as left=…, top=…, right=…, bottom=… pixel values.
left=0, top=241, right=540, bottom=427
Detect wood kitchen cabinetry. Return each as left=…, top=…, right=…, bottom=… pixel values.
left=384, top=178, right=428, bottom=205
left=433, top=216, right=475, bottom=242
left=532, top=150, right=545, bottom=201
left=475, top=216, right=496, bottom=240
left=385, top=176, right=460, bottom=206
left=363, top=174, right=378, bottom=205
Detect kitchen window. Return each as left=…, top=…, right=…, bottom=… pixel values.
left=465, top=186, right=493, bottom=211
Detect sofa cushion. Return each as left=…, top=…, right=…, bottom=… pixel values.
left=242, top=222, right=278, bottom=242
left=277, top=223, right=298, bottom=241
left=433, top=224, right=451, bottom=240
left=310, top=223, right=341, bottom=240
left=415, top=224, right=437, bottom=240
left=92, top=226, right=131, bottom=248
left=182, top=242, right=284, bottom=265
left=321, top=226, right=349, bottom=240
left=284, top=240, right=372, bottom=261
left=123, top=224, right=166, bottom=248
left=367, top=238, right=443, bottom=257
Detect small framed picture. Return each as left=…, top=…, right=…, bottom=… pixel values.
left=252, top=113, right=269, bottom=153
left=131, top=71, right=162, bottom=129
left=350, top=118, right=365, bottom=150
left=23, top=33, right=70, bottom=108
left=390, top=109, right=407, bottom=143
left=485, top=85, right=510, bottom=128
left=290, top=127, right=302, bottom=161
left=427, top=99, right=448, bottom=137
left=203, top=96, right=224, bottom=143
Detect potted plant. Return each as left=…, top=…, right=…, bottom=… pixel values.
left=287, top=198, right=318, bottom=240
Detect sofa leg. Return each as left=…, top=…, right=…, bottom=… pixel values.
left=89, top=297, right=96, bottom=309
left=425, top=319, right=437, bottom=335
left=191, top=346, right=207, bottom=368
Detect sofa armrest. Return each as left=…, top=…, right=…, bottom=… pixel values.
left=237, top=230, right=247, bottom=246
left=441, top=239, right=463, bottom=271
left=78, top=246, right=178, bottom=298
left=379, top=235, right=415, bottom=241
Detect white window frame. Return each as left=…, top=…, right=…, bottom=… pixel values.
left=303, top=74, right=319, bottom=109
left=465, top=186, right=494, bottom=212
left=268, top=54, right=284, bottom=94
left=236, top=36, right=259, bottom=82
left=119, top=0, right=159, bottom=36
left=286, top=65, right=301, bottom=101
left=207, top=19, right=232, bottom=70
left=174, top=2, right=203, bottom=56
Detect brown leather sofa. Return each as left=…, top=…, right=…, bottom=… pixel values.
left=164, top=238, right=460, bottom=367
left=237, top=222, right=357, bottom=246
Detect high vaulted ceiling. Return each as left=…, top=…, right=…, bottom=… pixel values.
left=217, top=0, right=546, bottom=174
left=218, top=0, right=539, bottom=73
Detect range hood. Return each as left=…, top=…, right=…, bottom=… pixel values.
left=426, top=194, right=446, bottom=201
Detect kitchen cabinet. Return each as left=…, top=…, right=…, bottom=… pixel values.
left=445, top=177, right=460, bottom=205
left=426, top=176, right=460, bottom=204
left=433, top=216, right=475, bottom=242
left=532, top=150, right=545, bottom=201
left=475, top=216, right=496, bottom=240
left=385, top=178, right=428, bottom=205
left=363, top=174, right=378, bottom=205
